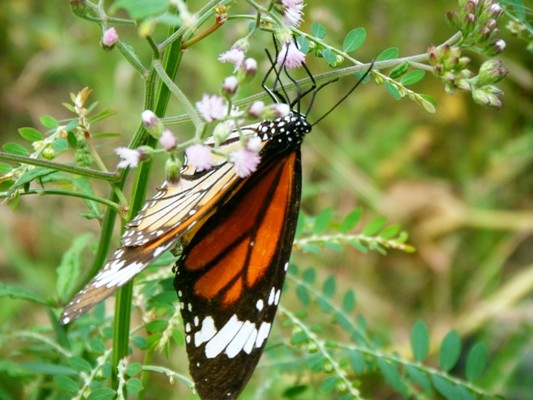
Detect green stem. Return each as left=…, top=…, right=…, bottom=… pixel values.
left=0, top=152, right=119, bottom=182
left=5, top=188, right=121, bottom=212
left=110, top=27, right=184, bottom=393
left=153, top=60, right=204, bottom=131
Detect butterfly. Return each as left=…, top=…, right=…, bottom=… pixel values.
left=60, top=41, right=370, bottom=399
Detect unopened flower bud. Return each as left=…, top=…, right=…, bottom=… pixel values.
left=472, top=85, right=503, bottom=109
left=213, top=120, right=235, bottom=146
left=165, top=156, right=182, bottom=184
left=475, top=59, right=507, bottom=86
left=247, top=101, right=265, bottom=118
left=222, top=76, right=239, bottom=97
left=242, top=58, right=257, bottom=79
left=485, top=39, right=506, bottom=55
left=142, top=110, right=164, bottom=138
left=101, top=27, right=118, bottom=50
left=42, top=146, right=55, bottom=160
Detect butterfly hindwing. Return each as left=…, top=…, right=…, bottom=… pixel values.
left=175, top=150, right=302, bottom=400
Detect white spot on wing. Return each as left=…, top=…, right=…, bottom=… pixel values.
left=256, top=299, right=264, bottom=311
left=205, top=315, right=243, bottom=359
left=255, top=322, right=271, bottom=348
left=194, top=316, right=217, bottom=347
left=225, top=321, right=256, bottom=358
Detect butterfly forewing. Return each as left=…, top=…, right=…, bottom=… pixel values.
left=60, top=126, right=263, bottom=325
left=175, top=151, right=302, bottom=400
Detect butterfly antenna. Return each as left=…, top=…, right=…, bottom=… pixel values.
left=312, top=61, right=374, bottom=127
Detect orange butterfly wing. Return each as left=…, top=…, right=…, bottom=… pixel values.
left=175, top=150, right=302, bottom=400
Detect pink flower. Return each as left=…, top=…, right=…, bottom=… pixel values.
left=186, top=144, right=212, bottom=171
left=271, top=103, right=291, bottom=118
left=218, top=47, right=245, bottom=72
left=102, top=27, right=119, bottom=48
left=196, top=94, right=227, bottom=122
left=115, top=147, right=141, bottom=168
left=159, top=129, right=177, bottom=151
left=248, top=101, right=265, bottom=118
left=281, top=0, right=305, bottom=28
left=277, top=41, right=305, bottom=69
left=230, top=139, right=262, bottom=178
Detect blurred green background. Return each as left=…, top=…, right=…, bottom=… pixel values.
left=1, top=0, right=532, bottom=398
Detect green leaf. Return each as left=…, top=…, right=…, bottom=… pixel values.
left=0, top=283, right=48, bottom=305
left=89, top=338, right=106, bottom=354
left=322, top=275, right=336, bottom=298
left=145, top=319, right=167, bottom=333
left=340, top=209, right=362, bottom=233
left=56, top=233, right=94, bottom=302
left=3, top=142, right=29, bottom=156
left=456, top=385, right=476, bottom=400
left=22, top=362, right=76, bottom=375
left=431, top=375, right=458, bottom=400
left=11, top=167, right=55, bottom=190
left=377, top=359, right=403, bottom=390
left=54, top=375, right=79, bottom=393
left=296, top=284, right=311, bottom=306
left=405, top=365, right=431, bottom=391
left=296, top=36, right=310, bottom=54
left=380, top=224, right=401, bottom=239
left=342, top=289, right=356, bottom=313
left=316, top=297, right=333, bottom=313
left=18, top=127, right=43, bottom=142
left=313, top=208, right=333, bottom=234
left=125, top=362, right=143, bottom=377
left=343, top=28, right=366, bottom=52
left=52, top=138, right=68, bottom=152
left=319, top=376, right=339, bottom=393
left=283, top=384, right=308, bottom=398
left=40, top=115, right=59, bottom=129
left=0, top=162, right=12, bottom=175
left=69, top=357, right=92, bottom=374
left=376, top=47, right=399, bottom=61
left=112, top=0, right=168, bottom=19
left=311, top=22, right=327, bottom=39
left=411, top=319, right=430, bottom=362
left=87, top=387, right=116, bottom=400
left=439, top=330, right=461, bottom=371
left=132, top=336, right=149, bottom=350
left=401, top=70, right=425, bottom=85
left=349, top=350, right=365, bottom=374
left=389, top=61, right=409, bottom=79
left=384, top=80, right=402, bottom=100
left=302, top=267, right=316, bottom=284
left=465, top=342, right=487, bottom=381
left=362, top=216, right=387, bottom=236
left=321, top=48, right=337, bottom=65
left=418, top=94, right=437, bottom=113
left=126, top=378, right=143, bottom=393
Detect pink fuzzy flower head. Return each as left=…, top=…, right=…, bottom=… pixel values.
left=159, top=129, right=177, bottom=151
left=102, top=27, right=119, bottom=49
left=218, top=47, right=245, bottom=72
left=115, top=147, right=141, bottom=168
left=196, top=94, right=227, bottom=122
left=277, top=41, right=305, bottom=69
left=281, top=0, right=305, bottom=28
left=186, top=144, right=213, bottom=171
left=230, top=139, right=262, bottom=178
